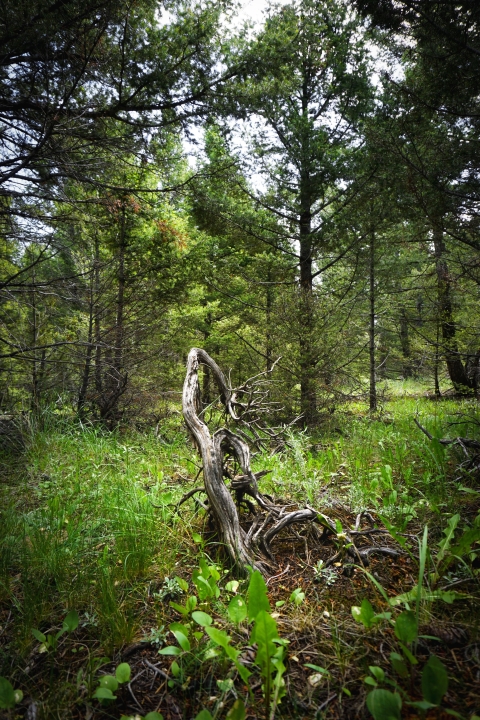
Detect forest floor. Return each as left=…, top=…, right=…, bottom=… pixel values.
left=1, top=387, right=479, bottom=720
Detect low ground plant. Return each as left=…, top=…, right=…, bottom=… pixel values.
left=0, top=396, right=478, bottom=717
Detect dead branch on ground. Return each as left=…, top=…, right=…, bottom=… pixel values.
left=182, top=348, right=397, bottom=576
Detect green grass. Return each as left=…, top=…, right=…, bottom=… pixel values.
left=0, top=396, right=479, bottom=718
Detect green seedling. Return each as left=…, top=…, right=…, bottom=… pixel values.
left=92, top=662, right=131, bottom=703
left=351, top=598, right=391, bottom=628
left=32, top=609, right=79, bottom=652
left=0, top=677, right=23, bottom=710
left=289, top=587, right=305, bottom=606
left=247, top=570, right=288, bottom=720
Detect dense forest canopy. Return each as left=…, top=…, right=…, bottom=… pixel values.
left=1, top=0, right=479, bottom=424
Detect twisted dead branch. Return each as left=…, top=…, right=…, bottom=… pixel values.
left=182, top=348, right=396, bottom=576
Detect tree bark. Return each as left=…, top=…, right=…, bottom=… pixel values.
left=433, top=227, right=474, bottom=393
left=369, top=232, right=377, bottom=411
left=77, top=267, right=95, bottom=417
left=298, top=173, right=317, bottom=424
left=399, top=307, right=412, bottom=379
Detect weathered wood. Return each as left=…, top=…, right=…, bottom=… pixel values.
left=181, top=348, right=399, bottom=577
left=182, top=348, right=260, bottom=572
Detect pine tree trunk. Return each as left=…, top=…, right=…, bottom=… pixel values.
left=433, top=227, right=474, bottom=393
left=369, top=232, right=377, bottom=411
left=299, top=175, right=316, bottom=425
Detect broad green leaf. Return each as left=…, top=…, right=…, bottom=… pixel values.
left=13, top=689, right=23, bottom=703
left=205, top=626, right=231, bottom=650
left=99, top=675, right=119, bottom=692
left=32, top=628, right=46, bottom=643
left=394, top=610, right=417, bottom=644
left=93, top=687, right=116, bottom=700
left=217, top=678, right=234, bottom=692
left=209, top=565, right=221, bottom=581
left=366, top=689, right=402, bottom=720
left=115, top=663, right=131, bottom=683
left=169, top=622, right=190, bottom=635
left=158, top=645, right=182, bottom=655
left=369, top=666, right=385, bottom=683
left=290, top=588, right=305, bottom=605
left=169, top=601, right=188, bottom=615
left=421, top=654, right=448, bottom=705
left=351, top=598, right=375, bottom=628
left=251, top=610, right=279, bottom=675
left=192, top=532, right=203, bottom=544
left=171, top=661, right=180, bottom=677
left=192, top=571, right=214, bottom=600
left=390, top=652, right=409, bottom=679
left=208, top=575, right=221, bottom=599
left=144, top=713, right=164, bottom=720
left=192, top=611, right=213, bottom=627
left=199, top=558, right=210, bottom=577
left=225, top=580, right=239, bottom=593
left=195, top=711, right=213, bottom=720
left=186, top=596, right=198, bottom=612
left=174, top=577, right=189, bottom=592
left=171, top=631, right=190, bottom=652
left=227, top=596, right=247, bottom=624
left=0, top=677, right=15, bottom=709
left=62, top=610, right=79, bottom=633
left=247, top=570, right=270, bottom=620
left=226, top=698, right=246, bottom=720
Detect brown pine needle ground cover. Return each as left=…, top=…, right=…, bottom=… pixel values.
left=0, top=392, right=479, bottom=720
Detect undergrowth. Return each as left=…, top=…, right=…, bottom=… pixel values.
left=0, top=396, right=479, bottom=719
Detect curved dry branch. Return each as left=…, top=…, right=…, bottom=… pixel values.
left=182, top=348, right=399, bottom=577
left=182, top=348, right=262, bottom=573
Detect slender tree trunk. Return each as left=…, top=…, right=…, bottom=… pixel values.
left=265, top=269, right=273, bottom=373
left=202, top=311, right=212, bottom=405
left=369, top=232, right=377, bottom=412
left=298, top=170, right=316, bottom=424
left=434, top=317, right=441, bottom=398
left=77, top=267, right=95, bottom=417
left=30, top=270, right=39, bottom=411
left=113, top=205, right=126, bottom=389
left=433, top=226, right=473, bottom=393
left=297, top=75, right=317, bottom=425
left=94, top=234, right=103, bottom=403
left=399, top=307, right=412, bottom=379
